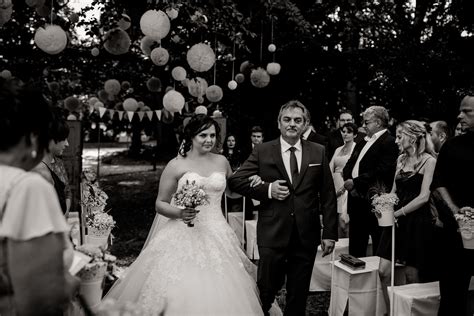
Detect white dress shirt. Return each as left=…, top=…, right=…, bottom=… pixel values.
left=351, top=129, right=387, bottom=178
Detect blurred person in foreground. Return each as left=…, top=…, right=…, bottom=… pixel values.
left=429, top=120, right=450, bottom=155
left=0, top=78, right=77, bottom=315
left=432, top=95, right=474, bottom=316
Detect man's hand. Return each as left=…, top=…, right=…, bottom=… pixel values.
left=343, top=179, right=354, bottom=191
left=321, top=239, right=335, bottom=257
left=248, top=175, right=263, bottom=187
left=270, top=180, right=290, bottom=200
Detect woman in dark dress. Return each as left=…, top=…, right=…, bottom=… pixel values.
left=221, top=134, right=243, bottom=172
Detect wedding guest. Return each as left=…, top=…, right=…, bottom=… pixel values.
left=221, top=133, right=243, bottom=172
left=327, top=110, right=365, bottom=160
left=301, top=113, right=327, bottom=147
left=242, top=125, right=265, bottom=160
left=454, top=121, right=465, bottom=136
left=0, top=78, right=78, bottom=315
left=329, top=122, right=358, bottom=238
left=432, top=95, right=474, bottom=316
left=429, top=120, right=450, bottom=154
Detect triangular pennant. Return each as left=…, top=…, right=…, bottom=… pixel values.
left=127, top=111, right=134, bottom=122
left=137, top=111, right=145, bottom=121
left=155, top=110, right=162, bottom=121
left=118, top=111, right=124, bottom=121
left=108, top=109, right=115, bottom=118
left=146, top=111, right=153, bottom=121
left=98, top=107, right=106, bottom=118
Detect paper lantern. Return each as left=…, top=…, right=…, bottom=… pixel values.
left=205, top=85, right=223, bottom=103
left=64, top=96, right=80, bottom=111
left=0, top=5, right=12, bottom=27
left=88, top=97, right=99, bottom=106
left=212, top=109, right=223, bottom=117
left=104, top=79, right=121, bottom=96
left=146, top=77, right=161, bottom=92
left=121, top=81, right=130, bottom=90
left=239, top=60, right=253, bottom=74
left=0, top=69, right=11, bottom=79
left=186, top=43, right=215, bottom=72
left=0, top=0, right=12, bottom=9
left=140, top=10, right=170, bottom=40
left=98, top=89, right=109, bottom=102
left=67, top=114, right=77, bottom=120
left=150, top=47, right=169, bottom=66
left=268, top=44, right=276, bottom=53
left=143, top=105, right=151, bottom=111
left=123, top=98, right=138, bottom=112
left=235, top=73, right=245, bottom=84
left=227, top=80, right=237, bottom=90
left=266, top=62, right=281, bottom=76
left=140, top=36, right=159, bottom=56
left=195, top=105, right=208, bottom=115
left=26, top=0, right=44, bottom=8
left=114, top=102, right=123, bottom=111
left=137, top=101, right=145, bottom=110
left=117, top=14, right=131, bottom=30
left=250, top=67, right=270, bottom=88
left=171, top=66, right=187, bottom=81
left=93, top=101, right=104, bottom=110
left=34, top=25, right=67, bottom=55
left=197, top=96, right=204, bottom=104
left=107, top=94, right=115, bottom=101
left=165, top=86, right=173, bottom=93
left=35, top=5, right=50, bottom=17
left=103, top=28, right=131, bottom=55
left=163, top=90, right=185, bottom=113
left=48, top=81, right=60, bottom=93
left=188, top=77, right=208, bottom=97
left=69, top=12, right=79, bottom=24
left=166, top=8, right=178, bottom=20
left=91, top=47, right=99, bottom=56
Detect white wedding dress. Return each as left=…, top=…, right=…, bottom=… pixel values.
left=103, top=171, right=265, bottom=315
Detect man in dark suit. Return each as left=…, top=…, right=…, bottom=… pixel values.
left=342, top=106, right=398, bottom=258
left=228, top=100, right=338, bottom=316
left=301, top=120, right=327, bottom=147
left=327, top=110, right=366, bottom=160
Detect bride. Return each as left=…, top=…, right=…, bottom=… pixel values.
left=103, top=114, right=268, bottom=315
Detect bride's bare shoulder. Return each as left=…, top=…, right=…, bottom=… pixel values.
left=163, top=156, right=187, bottom=175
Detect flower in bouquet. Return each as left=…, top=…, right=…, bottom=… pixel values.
left=455, top=207, right=474, bottom=235
left=371, top=193, right=399, bottom=218
left=172, top=179, right=209, bottom=227
left=75, top=244, right=117, bottom=281
left=86, top=211, right=116, bottom=231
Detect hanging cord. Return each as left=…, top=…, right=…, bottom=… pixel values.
left=213, top=35, right=217, bottom=85
left=259, top=22, right=263, bottom=63
left=231, top=40, right=235, bottom=80
left=50, top=0, right=54, bottom=25
left=271, top=17, right=275, bottom=62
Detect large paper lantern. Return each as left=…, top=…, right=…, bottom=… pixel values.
left=166, top=8, right=178, bottom=20
left=205, top=85, right=223, bottom=103
left=235, top=73, right=245, bottom=84
left=140, top=36, right=159, bottom=56
left=171, top=66, right=186, bottom=81
left=188, top=77, right=208, bottom=97
left=34, top=25, right=67, bottom=55
left=0, top=69, right=11, bottom=79
left=266, top=62, right=281, bottom=76
left=103, top=28, right=131, bottom=55
left=250, top=67, right=270, bottom=88
left=98, top=90, right=109, bottom=102
left=195, top=105, right=208, bottom=115
left=227, top=80, right=237, bottom=90
left=150, top=47, right=169, bottom=66
left=64, top=96, right=80, bottom=111
left=163, top=90, right=185, bottom=113
left=146, top=77, right=161, bottom=92
left=88, top=97, right=99, bottom=107
left=0, top=5, right=12, bottom=27
left=91, top=47, right=99, bottom=56
left=186, top=43, right=215, bottom=72
left=140, top=10, right=170, bottom=40
left=104, top=79, right=121, bottom=96
left=93, top=101, right=104, bottom=110
left=117, top=14, right=131, bottom=30
left=123, top=98, right=139, bottom=112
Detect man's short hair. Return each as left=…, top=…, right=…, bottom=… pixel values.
left=278, top=100, right=311, bottom=124
left=363, top=106, right=389, bottom=127
left=250, top=125, right=264, bottom=135
left=431, top=120, right=451, bottom=138
left=339, top=109, right=353, bottom=119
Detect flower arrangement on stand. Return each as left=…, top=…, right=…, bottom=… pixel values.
left=82, top=169, right=109, bottom=213
left=371, top=193, right=399, bottom=227
left=454, top=207, right=474, bottom=249
left=86, top=211, right=116, bottom=247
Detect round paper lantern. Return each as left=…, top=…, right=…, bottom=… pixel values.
left=64, top=96, right=80, bottom=111
left=69, top=12, right=79, bottom=24
left=235, top=73, right=245, bottom=84
left=0, top=0, right=12, bottom=9
left=107, top=94, right=115, bottom=101
left=114, top=102, right=123, bottom=111
left=140, top=36, right=159, bottom=56
left=197, top=96, right=204, bottom=104
left=166, top=8, right=178, bottom=20
left=35, top=5, right=50, bottom=17
left=181, top=78, right=189, bottom=87
left=239, top=60, right=253, bottom=74
left=48, top=81, right=60, bottom=93
left=213, top=109, right=223, bottom=117
left=165, top=86, right=174, bottom=93
left=121, top=81, right=130, bottom=90
left=104, top=79, right=121, bottom=96
left=227, top=80, right=237, bottom=90
left=34, top=25, right=67, bottom=55
left=103, top=28, right=131, bottom=55
left=205, top=85, right=223, bottom=103
left=186, top=43, right=215, bottom=72
left=87, top=97, right=99, bottom=107
left=67, top=114, right=77, bottom=120
left=266, top=62, right=281, bottom=76
left=150, top=47, right=169, bottom=66
left=146, top=77, right=161, bottom=92
left=188, top=77, right=208, bottom=97
left=98, top=89, right=109, bottom=102
left=140, top=10, right=170, bottom=40
left=268, top=44, right=276, bottom=53
left=123, top=98, right=138, bottom=112
left=117, top=14, right=131, bottom=30
left=0, top=5, right=12, bottom=27
left=163, top=90, right=185, bottom=113
left=195, top=105, right=208, bottom=115
left=0, top=69, right=11, bottom=79
left=250, top=67, right=270, bottom=88
left=93, top=101, right=104, bottom=110
left=143, top=105, right=151, bottom=111
left=137, top=101, right=145, bottom=110
left=91, top=47, right=99, bottom=56
left=171, top=66, right=187, bottom=81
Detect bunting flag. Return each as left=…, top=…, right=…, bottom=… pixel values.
left=137, top=111, right=145, bottom=121
left=98, top=107, right=107, bottom=118
left=118, top=111, right=124, bottom=121
left=146, top=111, right=154, bottom=121
left=155, top=110, right=162, bottom=121
left=108, top=109, right=115, bottom=118
left=127, top=111, right=134, bottom=122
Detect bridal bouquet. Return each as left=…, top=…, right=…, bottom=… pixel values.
left=455, top=207, right=474, bottom=249
left=172, top=180, right=209, bottom=227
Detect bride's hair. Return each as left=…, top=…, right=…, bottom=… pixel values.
left=179, top=114, right=221, bottom=157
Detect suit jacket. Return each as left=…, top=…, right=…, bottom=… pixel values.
left=228, top=138, right=338, bottom=250
left=342, top=130, right=398, bottom=199
left=327, top=129, right=366, bottom=161
left=305, top=130, right=327, bottom=147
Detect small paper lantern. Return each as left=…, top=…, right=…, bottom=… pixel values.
left=0, top=5, right=12, bottom=27
left=266, top=62, right=281, bottom=76
left=34, top=25, right=67, bottom=55
left=227, top=80, right=237, bottom=90
left=146, top=77, right=161, bottom=92
left=123, top=98, right=138, bottom=112
left=268, top=44, right=276, bottom=53
left=197, top=96, right=204, bottom=104
left=186, top=43, right=215, bottom=72
left=104, top=79, right=121, bottom=96
left=67, top=114, right=77, bottom=120
left=171, top=66, right=187, bottom=81
left=117, top=13, right=131, bottom=30
left=205, top=85, right=223, bottom=103
left=140, top=36, right=159, bottom=56
left=163, top=90, right=185, bottom=113
left=0, top=0, right=12, bottom=9
left=213, top=109, right=223, bottom=117
left=140, top=10, right=170, bottom=40
left=195, top=105, right=207, bottom=115
left=239, top=60, right=253, bottom=74
left=143, top=105, right=151, bottom=111
left=188, top=77, right=208, bottom=97
left=137, top=101, right=145, bottom=110
left=88, top=97, right=99, bottom=107
left=48, top=81, right=60, bottom=93
left=69, top=12, right=79, bottom=24
left=91, top=47, right=99, bottom=56
left=107, top=94, right=115, bottom=101
left=64, top=96, right=80, bottom=111
left=121, top=81, right=130, bottom=90
left=250, top=67, right=270, bottom=88
left=93, top=101, right=104, bottom=110
left=103, top=28, right=131, bottom=55
left=181, top=78, right=189, bottom=87
left=166, top=8, right=178, bottom=20
left=0, top=69, right=11, bottom=79
left=150, top=47, right=169, bottom=66
left=114, top=102, right=123, bottom=111
left=35, top=5, right=50, bottom=17
left=165, top=86, right=173, bottom=93
left=98, top=89, right=109, bottom=102
left=235, top=73, right=245, bottom=84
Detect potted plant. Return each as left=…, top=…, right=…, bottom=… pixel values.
left=86, top=211, right=115, bottom=247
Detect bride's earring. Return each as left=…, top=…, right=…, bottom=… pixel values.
left=31, top=150, right=37, bottom=159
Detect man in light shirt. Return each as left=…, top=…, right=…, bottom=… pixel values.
left=342, top=106, right=398, bottom=257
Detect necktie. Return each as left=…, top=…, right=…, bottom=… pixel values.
left=289, top=147, right=299, bottom=184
